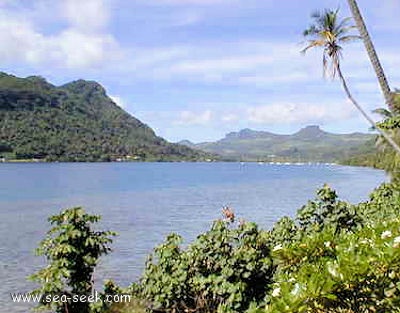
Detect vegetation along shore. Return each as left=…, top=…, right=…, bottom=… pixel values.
left=4, top=0, right=400, bottom=312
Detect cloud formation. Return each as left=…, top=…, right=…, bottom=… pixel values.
left=110, top=95, right=126, bottom=108
left=1, top=0, right=398, bottom=142
left=176, top=110, right=213, bottom=125
left=143, top=0, right=239, bottom=6
left=63, top=0, right=110, bottom=32
left=0, top=0, right=121, bottom=69
left=247, top=101, right=357, bottom=125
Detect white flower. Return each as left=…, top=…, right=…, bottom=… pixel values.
left=360, top=238, right=371, bottom=245
left=381, top=230, right=392, bottom=239
left=393, top=236, right=400, bottom=248
left=327, top=263, right=339, bottom=278
left=272, top=244, right=283, bottom=252
left=324, top=241, right=332, bottom=248
left=291, top=283, right=301, bottom=296
left=328, top=267, right=338, bottom=277
left=272, top=287, right=281, bottom=297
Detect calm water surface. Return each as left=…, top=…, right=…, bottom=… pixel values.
left=0, top=162, right=386, bottom=312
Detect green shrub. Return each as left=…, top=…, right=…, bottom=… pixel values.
left=265, top=183, right=400, bottom=313
left=30, top=207, right=116, bottom=313
left=141, top=220, right=275, bottom=313
left=270, top=184, right=361, bottom=248
left=29, top=184, right=400, bottom=313
left=267, top=218, right=400, bottom=313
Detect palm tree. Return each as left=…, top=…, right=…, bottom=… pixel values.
left=302, top=9, right=400, bottom=155
left=346, top=0, right=394, bottom=110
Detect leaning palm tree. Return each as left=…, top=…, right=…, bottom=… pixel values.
left=346, top=0, right=394, bottom=110
left=302, top=9, right=400, bottom=155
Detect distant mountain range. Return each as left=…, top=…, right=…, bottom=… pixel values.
left=0, top=72, right=212, bottom=162
left=178, top=126, right=377, bottom=162
left=0, top=72, right=378, bottom=163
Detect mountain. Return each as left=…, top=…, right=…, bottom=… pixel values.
left=176, top=140, right=196, bottom=148
left=180, top=125, right=376, bottom=162
left=0, top=72, right=212, bottom=162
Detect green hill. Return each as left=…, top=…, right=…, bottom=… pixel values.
left=0, top=72, right=212, bottom=162
left=179, top=125, right=376, bottom=162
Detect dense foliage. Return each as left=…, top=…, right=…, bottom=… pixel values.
left=136, top=183, right=400, bottom=313
left=141, top=220, right=275, bottom=313
left=30, top=181, right=400, bottom=313
left=0, top=72, right=212, bottom=162
left=266, top=183, right=400, bottom=313
left=342, top=92, right=400, bottom=174
left=30, top=207, right=116, bottom=313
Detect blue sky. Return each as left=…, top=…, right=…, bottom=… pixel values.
left=1, top=0, right=399, bottom=142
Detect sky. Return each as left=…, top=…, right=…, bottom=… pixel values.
left=0, top=0, right=399, bottom=142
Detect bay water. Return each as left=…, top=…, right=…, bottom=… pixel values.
left=0, top=162, right=386, bottom=312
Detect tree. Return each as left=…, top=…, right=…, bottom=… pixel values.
left=30, top=207, right=116, bottom=313
left=346, top=0, right=395, bottom=110
left=373, top=93, right=400, bottom=180
left=302, top=9, right=400, bottom=155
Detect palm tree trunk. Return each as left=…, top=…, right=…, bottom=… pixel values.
left=337, top=65, right=400, bottom=155
left=346, top=0, right=394, bottom=110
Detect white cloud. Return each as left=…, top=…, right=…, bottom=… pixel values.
left=0, top=0, right=121, bottom=69
left=247, top=101, right=357, bottom=125
left=128, top=47, right=192, bottom=68
left=172, top=99, right=361, bottom=128
left=336, top=47, right=400, bottom=94
left=221, top=113, right=239, bottom=122
left=110, top=95, right=125, bottom=108
left=353, top=82, right=380, bottom=94
left=122, top=41, right=313, bottom=85
left=239, top=72, right=310, bottom=86
left=113, top=38, right=399, bottom=92
left=55, top=30, right=119, bottom=68
left=63, top=0, right=109, bottom=32
left=0, top=13, right=39, bottom=63
left=170, top=55, right=274, bottom=75
left=142, top=0, right=239, bottom=6
left=176, top=110, right=213, bottom=125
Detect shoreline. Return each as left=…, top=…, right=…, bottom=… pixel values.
left=0, top=158, right=378, bottom=168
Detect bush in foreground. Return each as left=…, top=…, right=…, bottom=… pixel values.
left=30, top=207, right=116, bottom=313
left=264, top=183, right=400, bottom=313
left=141, top=220, right=275, bottom=313
left=31, top=183, right=400, bottom=313
left=139, top=183, right=400, bottom=313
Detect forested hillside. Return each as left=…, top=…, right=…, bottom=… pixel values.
left=0, top=72, right=211, bottom=162
left=180, top=126, right=376, bottom=162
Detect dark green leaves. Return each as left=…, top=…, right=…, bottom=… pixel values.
left=30, top=207, right=116, bottom=313
left=141, top=220, right=274, bottom=313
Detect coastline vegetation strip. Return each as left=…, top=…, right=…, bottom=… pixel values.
left=6, top=1, right=400, bottom=312
left=28, top=182, right=400, bottom=313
